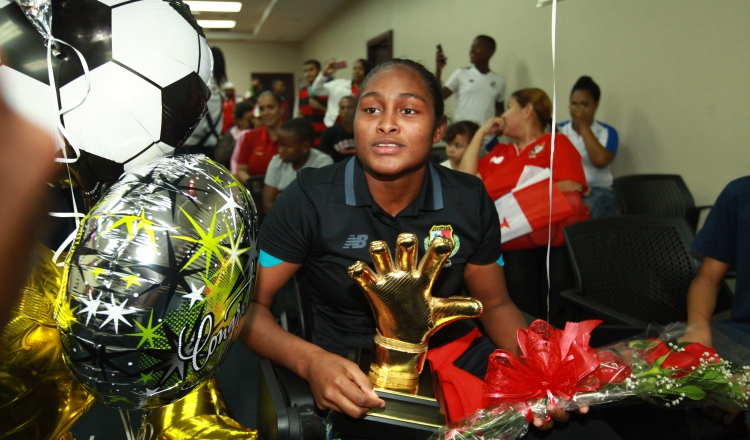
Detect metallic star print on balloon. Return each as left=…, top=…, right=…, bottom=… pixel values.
left=78, top=290, right=103, bottom=325
left=98, top=293, right=140, bottom=334
left=104, top=209, right=158, bottom=245
left=173, top=207, right=229, bottom=277
left=218, top=220, right=251, bottom=278
left=58, top=155, right=258, bottom=409
left=126, top=310, right=166, bottom=349
left=120, top=274, right=142, bottom=289
left=137, top=371, right=155, bottom=385
left=182, top=282, right=205, bottom=308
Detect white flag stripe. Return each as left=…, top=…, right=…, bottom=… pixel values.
left=495, top=192, right=533, bottom=243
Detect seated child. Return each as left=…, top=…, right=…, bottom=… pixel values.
left=440, top=120, right=479, bottom=171
left=263, top=118, right=333, bottom=213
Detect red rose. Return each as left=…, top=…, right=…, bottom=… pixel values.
left=660, top=343, right=720, bottom=377
left=597, top=350, right=632, bottom=384
left=642, top=339, right=671, bottom=364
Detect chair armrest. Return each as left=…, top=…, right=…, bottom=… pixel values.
left=560, top=289, right=647, bottom=327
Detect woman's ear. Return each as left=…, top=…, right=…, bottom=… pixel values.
left=522, top=103, right=535, bottom=120
left=432, top=115, right=448, bottom=143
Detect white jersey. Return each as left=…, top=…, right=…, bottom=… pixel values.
left=558, top=120, right=619, bottom=188
left=445, top=66, right=506, bottom=126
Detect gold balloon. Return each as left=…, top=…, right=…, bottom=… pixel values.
left=0, top=246, right=94, bottom=440
left=142, top=378, right=257, bottom=440
left=348, top=233, right=483, bottom=393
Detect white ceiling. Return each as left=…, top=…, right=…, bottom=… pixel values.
left=198, top=0, right=352, bottom=42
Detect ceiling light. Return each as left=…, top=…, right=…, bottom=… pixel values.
left=185, top=1, right=242, bottom=12
left=197, top=20, right=237, bottom=29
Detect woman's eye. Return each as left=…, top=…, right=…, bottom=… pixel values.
left=363, top=107, right=378, bottom=114
left=403, top=108, right=416, bottom=115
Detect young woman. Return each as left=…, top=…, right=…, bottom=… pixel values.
left=240, top=60, right=600, bottom=434
left=233, top=91, right=285, bottom=184
left=558, top=76, right=619, bottom=218
left=459, top=88, right=588, bottom=325
left=310, top=58, right=373, bottom=127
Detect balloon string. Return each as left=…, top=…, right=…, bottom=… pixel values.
left=546, top=0, right=558, bottom=324
left=43, top=36, right=92, bottom=265
left=119, top=409, right=137, bottom=440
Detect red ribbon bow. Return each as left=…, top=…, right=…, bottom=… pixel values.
left=483, top=320, right=603, bottom=405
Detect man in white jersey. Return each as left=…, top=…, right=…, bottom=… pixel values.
left=436, top=35, right=506, bottom=126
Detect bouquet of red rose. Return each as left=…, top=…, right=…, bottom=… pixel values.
left=429, top=320, right=750, bottom=440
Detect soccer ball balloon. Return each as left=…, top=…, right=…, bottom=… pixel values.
left=0, top=0, right=212, bottom=205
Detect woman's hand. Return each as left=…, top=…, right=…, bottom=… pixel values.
left=480, top=116, right=505, bottom=137
left=304, top=349, right=385, bottom=419
left=556, top=179, right=583, bottom=193
left=534, top=403, right=589, bottom=430
left=569, top=103, right=595, bottom=130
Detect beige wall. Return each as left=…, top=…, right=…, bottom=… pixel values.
left=300, top=0, right=750, bottom=206
left=211, top=40, right=301, bottom=98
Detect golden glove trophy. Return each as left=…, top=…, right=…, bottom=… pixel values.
left=345, top=233, right=482, bottom=432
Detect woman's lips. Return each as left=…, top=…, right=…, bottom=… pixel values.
left=371, top=142, right=405, bottom=154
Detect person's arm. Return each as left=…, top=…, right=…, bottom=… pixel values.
left=309, top=97, right=327, bottom=112
left=464, top=263, right=525, bottom=355
left=241, top=262, right=384, bottom=418
left=263, top=185, right=279, bottom=213
left=684, top=257, right=730, bottom=347
left=578, top=124, right=614, bottom=168
left=236, top=163, right=251, bottom=185
left=0, top=96, right=58, bottom=329
left=463, top=262, right=584, bottom=428
left=234, top=132, right=252, bottom=183
left=311, top=62, right=337, bottom=97
left=458, top=116, right=504, bottom=176
left=551, top=134, right=587, bottom=193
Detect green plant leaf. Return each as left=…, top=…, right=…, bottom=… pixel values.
left=674, top=385, right=706, bottom=400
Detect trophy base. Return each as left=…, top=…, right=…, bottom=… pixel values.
left=329, top=347, right=445, bottom=439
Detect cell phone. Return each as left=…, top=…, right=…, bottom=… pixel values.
left=437, top=44, right=443, bottom=52
left=332, top=59, right=347, bottom=70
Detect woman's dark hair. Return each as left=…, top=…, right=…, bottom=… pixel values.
left=355, top=58, right=374, bottom=76
left=571, top=76, right=601, bottom=102
left=233, top=101, right=254, bottom=120
left=358, top=58, right=445, bottom=125
left=210, top=47, right=227, bottom=86
left=444, top=120, right=480, bottom=143
left=511, top=88, right=553, bottom=130
left=257, top=90, right=282, bottom=106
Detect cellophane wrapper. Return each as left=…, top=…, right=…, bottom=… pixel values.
left=430, top=323, right=750, bottom=440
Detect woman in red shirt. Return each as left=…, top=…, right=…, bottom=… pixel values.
left=459, top=88, right=587, bottom=325
left=234, top=91, right=285, bottom=184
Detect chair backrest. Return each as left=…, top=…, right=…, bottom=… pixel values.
left=613, top=174, right=700, bottom=231
left=564, top=216, right=699, bottom=324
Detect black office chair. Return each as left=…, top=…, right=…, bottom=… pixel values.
left=561, top=216, right=732, bottom=342
left=612, top=174, right=711, bottom=233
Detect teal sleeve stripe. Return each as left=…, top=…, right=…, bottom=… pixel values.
left=259, top=250, right=284, bottom=267
left=496, top=254, right=505, bottom=267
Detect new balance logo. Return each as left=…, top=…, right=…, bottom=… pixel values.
left=343, top=234, right=368, bottom=249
